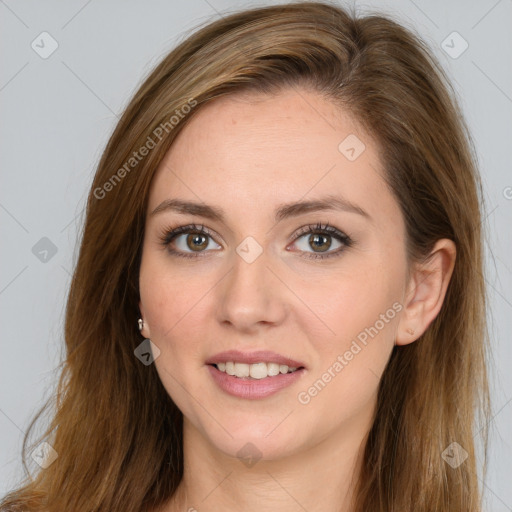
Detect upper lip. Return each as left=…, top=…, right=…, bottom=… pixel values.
left=205, top=350, right=305, bottom=368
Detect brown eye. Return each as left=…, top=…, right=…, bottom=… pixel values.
left=290, top=223, right=353, bottom=260
left=308, top=233, right=332, bottom=252
left=294, top=230, right=343, bottom=254
left=186, top=233, right=209, bottom=251
left=160, top=224, right=222, bottom=258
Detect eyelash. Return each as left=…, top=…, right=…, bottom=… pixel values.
left=157, top=222, right=354, bottom=261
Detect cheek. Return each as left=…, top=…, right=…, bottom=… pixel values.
left=139, top=258, right=213, bottom=418
left=304, top=260, right=400, bottom=345
left=139, top=253, right=215, bottom=365
left=138, top=239, right=239, bottom=427
left=294, top=260, right=402, bottom=422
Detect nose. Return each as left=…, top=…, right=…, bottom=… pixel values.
left=216, top=245, right=288, bottom=333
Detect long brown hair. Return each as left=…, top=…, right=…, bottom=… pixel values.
left=1, top=2, right=490, bottom=511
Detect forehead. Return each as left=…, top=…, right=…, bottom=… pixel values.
left=147, top=88, right=398, bottom=226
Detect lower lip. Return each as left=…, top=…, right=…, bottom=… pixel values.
left=207, top=364, right=305, bottom=399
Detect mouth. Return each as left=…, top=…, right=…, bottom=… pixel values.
left=205, top=350, right=306, bottom=399
left=209, top=361, right=303, bottom=379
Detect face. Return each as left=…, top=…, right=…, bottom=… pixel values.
left=138, top=87, right=409, bottom=461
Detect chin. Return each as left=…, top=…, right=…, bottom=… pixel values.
left=196, top=415, right=308, bottom=462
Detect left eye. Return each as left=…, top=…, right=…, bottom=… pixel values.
left=293, top=231, right=343, bottom=254
left=287, top=223, right=352, bottom=259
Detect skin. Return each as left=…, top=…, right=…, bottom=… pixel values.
left=138, top=87, right=456, bottom=512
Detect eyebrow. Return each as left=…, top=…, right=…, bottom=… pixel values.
left=150, top=194, right=371, bottom=223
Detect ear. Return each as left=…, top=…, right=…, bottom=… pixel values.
left=138, top=300, right=151, bottom=339
left=395, top=239, right=456, bottom=346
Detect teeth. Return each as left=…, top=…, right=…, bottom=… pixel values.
left=267, top=363, right=280, bottom=376
left=214, top=361, right=300, bottom=379
left=234, top=362, right=250, bottom=378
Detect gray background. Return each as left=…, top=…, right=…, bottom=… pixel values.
left=1, top=0, right=511, bottom=509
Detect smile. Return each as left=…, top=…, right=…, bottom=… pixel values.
left=214, top=361, right=299, bottom=379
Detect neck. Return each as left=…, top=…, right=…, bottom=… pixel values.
left=164, top=414, right=371, bottom=512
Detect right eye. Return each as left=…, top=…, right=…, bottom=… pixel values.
left=159, top=223, right=222, bottom=258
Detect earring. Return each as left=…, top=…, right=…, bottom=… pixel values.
left=138, top=318, right=144, bottom=331
left=406, top=327, right=415, bottom=336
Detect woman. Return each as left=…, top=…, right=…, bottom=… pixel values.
left=1, top=2, right=490, bottom=511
